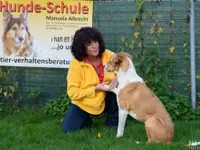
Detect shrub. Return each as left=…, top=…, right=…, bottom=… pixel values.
left=0, top=67, right=20, bottom=112
left=42, top=93, right=71, bottom=117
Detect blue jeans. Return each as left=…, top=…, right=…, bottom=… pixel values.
left=61, top=92, right=118, bottom=132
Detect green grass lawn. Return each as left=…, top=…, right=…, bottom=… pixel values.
left=0, top=108, right=200, bottom=150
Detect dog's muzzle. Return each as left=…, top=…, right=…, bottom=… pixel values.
left=104, top=64, right=109, bottom=72
left=18, top=36, right=24, bottom=42
left=104, top=64, right=114, bottom=72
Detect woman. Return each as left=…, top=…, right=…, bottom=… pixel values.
left=61, top=27, right=118, bottom=132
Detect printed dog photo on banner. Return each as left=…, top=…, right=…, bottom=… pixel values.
left=2, top=11, right=38, bottom=57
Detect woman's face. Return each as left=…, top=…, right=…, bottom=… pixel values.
left=85, top=41, right=99, bottom=57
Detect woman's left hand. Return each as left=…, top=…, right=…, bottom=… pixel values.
left=108, top=77, right=119, bottom=90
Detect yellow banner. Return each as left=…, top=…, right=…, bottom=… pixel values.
left=0, top=0, right=93, bottom=68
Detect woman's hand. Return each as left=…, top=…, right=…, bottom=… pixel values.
left=95, top=78, right=119, bottom=92
left=95, top=82, right=109, bottom=92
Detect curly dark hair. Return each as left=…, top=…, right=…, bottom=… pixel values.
left=71, top=27, right=105, bottom=61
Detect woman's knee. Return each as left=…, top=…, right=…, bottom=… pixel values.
left=61, top=104, right=90, bottom=132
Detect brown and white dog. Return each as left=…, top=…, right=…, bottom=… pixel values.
left=2, top=11, right=36, bottom=57
left=105, top=52, right=174, bottom=143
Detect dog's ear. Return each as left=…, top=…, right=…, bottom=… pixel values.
left=117, top=52, right=130, bottom=72
left=20, top=11, right=28, bottom=25
left=111, top=54, right=121, bottom=64
left=3, top=11, right=12, bottom=29
left=118, top=52, right=132, bottom=59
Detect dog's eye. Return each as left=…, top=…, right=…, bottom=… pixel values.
left=12, top=27, right=17, bottom=30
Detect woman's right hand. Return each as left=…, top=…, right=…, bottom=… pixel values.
left=95, top=82, right=109, bottom=92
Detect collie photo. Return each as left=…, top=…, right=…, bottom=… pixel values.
left=2, top=11, right=37, bottom=57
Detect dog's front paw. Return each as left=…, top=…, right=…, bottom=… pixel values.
left=116, top=132, right=123, bottom=138
left=103, top=85, right=109, bottom=90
